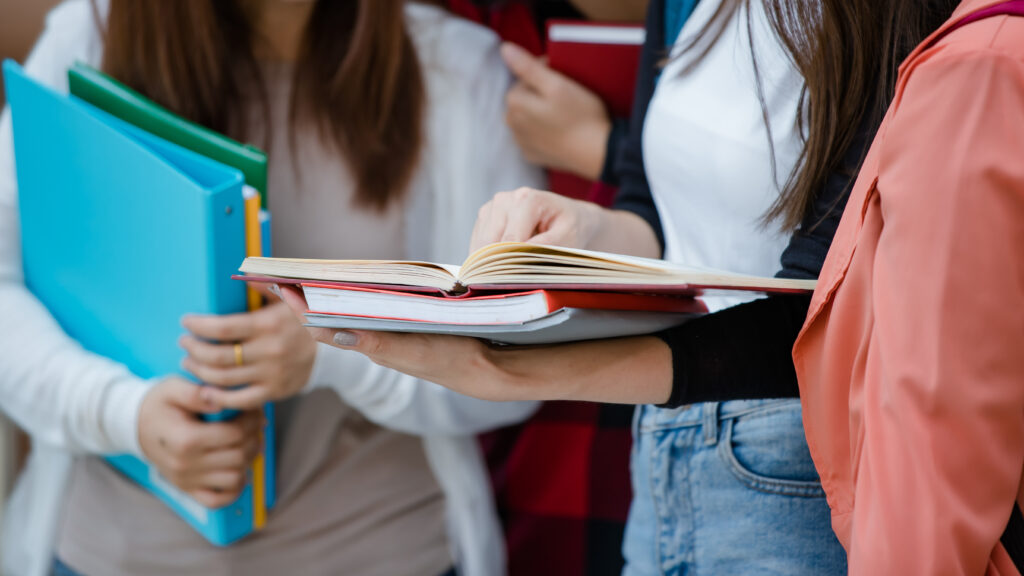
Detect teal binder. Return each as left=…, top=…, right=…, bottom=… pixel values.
left=4, top=60, right=256, bottom=545
left=66, top=62, right=276, bottom=519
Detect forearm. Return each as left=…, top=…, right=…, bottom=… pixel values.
left=329, top=328, right=673, bottom=406
left=0, top=284, right=147, bottom=455
left=560, top=112, right=612, bottom=182
left=484, top=336, right=673, bottom=405
left=655, top=294, right=808, bottom=407
left=308, top=343, right=539, bottom=435
left=587, top=208, right=661, bottom=258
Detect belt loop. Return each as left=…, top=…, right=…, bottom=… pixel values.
left=702, top=402, right=719, bottom=446
left=632, top=404, right=645, bottom=439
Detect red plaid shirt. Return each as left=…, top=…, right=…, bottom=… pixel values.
left=480, top=402, right=633, bottom=576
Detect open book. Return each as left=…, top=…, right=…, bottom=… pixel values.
left=239, top=242, right=816, bottom=296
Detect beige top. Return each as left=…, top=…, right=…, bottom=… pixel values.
left=55, top=62, right=450, bottom=575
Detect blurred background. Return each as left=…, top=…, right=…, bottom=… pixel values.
left=0, top=0, right=61, bottom=106
left=0, top=0, right=61, bottom=519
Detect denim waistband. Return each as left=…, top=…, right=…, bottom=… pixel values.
left=635, top=398, right=802, bottom=433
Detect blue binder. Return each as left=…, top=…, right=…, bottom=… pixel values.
left=4, top=61, right=261, bottom=546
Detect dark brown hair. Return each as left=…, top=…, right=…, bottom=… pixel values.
left=675, top=0, right=957, bottom=230
left=97, top=0, right=425, bottom=210
left=763, top=0, right=959, bottom=230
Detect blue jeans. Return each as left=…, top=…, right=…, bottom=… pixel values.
left=622, top=399, right=846, bottom=576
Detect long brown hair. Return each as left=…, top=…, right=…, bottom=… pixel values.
left=675, top=0, right=957, bottom=230
left=97, top=0, right=425, bottom=210
left=763, top=0, right=959, bottom=230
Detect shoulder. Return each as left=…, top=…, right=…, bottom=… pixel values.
left=22, top=0, right=104, bottom=91
left=404, top=2, right=507, bottom=85
left=878, top=22, right=1024, bottom=208
left=985, top=12, right=1024, bottom=59
left=912, top=11, right=1024, bottom=73
left=897, top=12, right=1024, bottom=108
left=43, top=0, right=99, bottom=30
left=937, top=10, right=1024, bottom=60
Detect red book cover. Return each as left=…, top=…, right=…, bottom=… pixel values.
left=301, top=284, right=707, bottom=315
left=545, top=21, right=644, bottom=204
left=546, top=20, right=644, bottom=117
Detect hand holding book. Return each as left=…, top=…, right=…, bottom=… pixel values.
left=469, top=187, right=660, bottom=257
left=501, top=42, right=611, bottom=181
left=272, top=288, right=676, bottom=407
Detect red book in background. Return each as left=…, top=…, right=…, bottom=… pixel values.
left=545, top=21, right=644, bottom=204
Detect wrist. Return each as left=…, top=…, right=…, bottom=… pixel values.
left=108, top=377, right=150, bottom=457
left=564, top=115, right=612, bottom=181
left=581, top=202, right=616, bottom=251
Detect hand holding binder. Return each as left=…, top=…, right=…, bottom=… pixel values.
left=179, top=286, right=317, bottom=411
left=137, top=377, right=262, bottom=509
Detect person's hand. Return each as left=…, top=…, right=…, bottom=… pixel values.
left=138, top=377, right=263, bottom=509
left=273, top=283, right=674, bottom=405
left=470, top=187, right=607, bottom=251
left=502, top=42, right=611, bottom=180
left=179, top=284, right=317, bottom=410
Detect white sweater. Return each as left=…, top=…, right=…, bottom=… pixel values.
left=0, top=3, right=543, bottom=575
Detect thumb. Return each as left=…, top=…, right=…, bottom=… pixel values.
left=248, top=280, right=281, bottom=303
left=161, top=378, right=220, bottom=415
left=278, top=285, right=310, bottom=322
left=501, top=42, right=556, bottom=94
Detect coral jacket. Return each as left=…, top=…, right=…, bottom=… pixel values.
left=793, top=1, right=1024, bottom=574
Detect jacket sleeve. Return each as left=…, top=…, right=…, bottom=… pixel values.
left=610, top=0, right=665, bottom=252
left=0, top=2, right=148, bottom=457
left=848, top=49, right=1024, bottom=574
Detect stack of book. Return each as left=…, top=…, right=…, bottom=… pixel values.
left=240, top=242, right=815, bottom=345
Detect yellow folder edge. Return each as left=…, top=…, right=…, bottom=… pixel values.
left=243, top=186, right=267, bottom=529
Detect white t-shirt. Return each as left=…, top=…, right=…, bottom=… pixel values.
left=643, top=0, right=804, bottom=312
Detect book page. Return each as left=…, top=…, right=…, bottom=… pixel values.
left=458, top=243, right=816, bottom=292
left=239, top=257, right=461, bottom=292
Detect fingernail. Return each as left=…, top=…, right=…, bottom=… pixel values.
left=269, top=284, right=282, bottom=297
left=333, top=330, right=360, bottom=347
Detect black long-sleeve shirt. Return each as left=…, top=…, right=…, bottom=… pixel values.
left=609, top=0, right=667, bottom=248
left=608, top=0, right=875, bottom=407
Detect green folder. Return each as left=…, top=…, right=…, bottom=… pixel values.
left=67, top=62, right=269, bottom=205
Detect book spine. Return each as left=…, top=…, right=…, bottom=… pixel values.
left=244, top=187, right=263, bottom=310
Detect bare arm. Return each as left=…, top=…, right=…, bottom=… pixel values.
left=274, top=282, right=672, bottom=406
left=325, top=329, right=673, bottom=406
